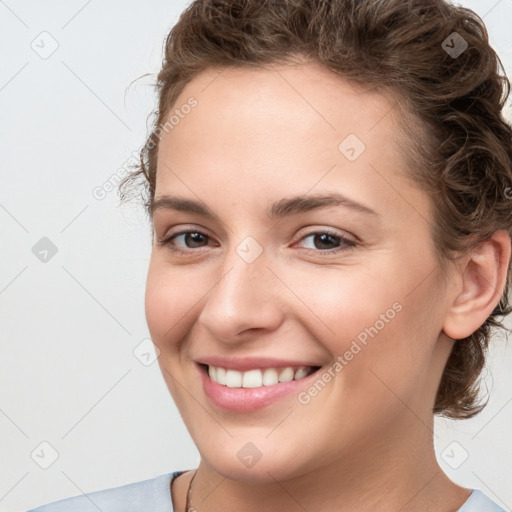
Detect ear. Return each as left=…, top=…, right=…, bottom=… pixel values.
left=442, top=230, right=511, bottom=340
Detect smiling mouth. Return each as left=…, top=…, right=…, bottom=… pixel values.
left=199, top=363, right=322, bottom=388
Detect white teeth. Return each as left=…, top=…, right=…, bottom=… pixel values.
left=215, top=367, right=226, bottom=385
left=262, top=368, right=278, bottom=386
left=278, top=367, right=295, bottom=383
left=225, top=369, right=242, bottom=388
left=242, top=369, right=263, bottom=388
left=294, top=367, right=309, bottom=380
left=207, top=365, right=314, bottom=388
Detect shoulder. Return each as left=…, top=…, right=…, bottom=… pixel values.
left=458, top=489, right=507, bottom=512
left=26, top=472, right=181, bottom=512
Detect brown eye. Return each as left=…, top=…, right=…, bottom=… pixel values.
left=158, top=230, right=212, bottom=251
left=180, top=232, right=209, bottom=248
left=295, top=231, right=356, bottom=253
left=311, top=233, right=340, bottom=250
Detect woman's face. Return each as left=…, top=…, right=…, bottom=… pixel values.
left=145, top=62, right=456, bottom=481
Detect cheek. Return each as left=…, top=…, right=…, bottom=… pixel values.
left=144, top=259, right=198, bottom=352
left=290, top=262, right=403, bottom=349
left=292, top=257, right=436, bottom=390
left=144, top=260, right=199, bottom=405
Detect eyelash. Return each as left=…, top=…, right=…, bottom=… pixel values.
left=157, top=229, right=357, bottom=256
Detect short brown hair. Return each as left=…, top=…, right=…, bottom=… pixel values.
left=119, top=0, right=512, bottom=419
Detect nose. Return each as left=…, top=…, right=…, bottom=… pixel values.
left=197, top=249, right=285, bottom=342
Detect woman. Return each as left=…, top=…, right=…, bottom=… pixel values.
left=29, top=0, right=512, bottom=510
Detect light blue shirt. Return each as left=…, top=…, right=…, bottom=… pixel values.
left=27, top=471, right=507, bottom=511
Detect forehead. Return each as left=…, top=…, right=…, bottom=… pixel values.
left=165, top=60, right=400, bottom=143
left=157, top=62, right=402, bottom=171
left=154, top=61, right=430, bottom=225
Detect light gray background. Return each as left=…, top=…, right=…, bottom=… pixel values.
left=1, top=1, right=511, bottom=511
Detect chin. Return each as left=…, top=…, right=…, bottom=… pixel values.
left=198, top=441, right=317, bottom=484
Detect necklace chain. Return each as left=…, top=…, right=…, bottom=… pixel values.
left=184, top=470, right=197, bottom=512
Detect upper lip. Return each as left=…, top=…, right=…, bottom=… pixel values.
left=195, top=356, right=323, bottom=372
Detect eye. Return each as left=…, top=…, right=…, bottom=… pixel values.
left=295, top=231, right=356, bottom=253
left=157, top=229, right=215, bottom=253
left=157, top=227, right=356, bottom=255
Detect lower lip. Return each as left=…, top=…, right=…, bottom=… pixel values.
left=198, top=364, right=321, bottom=412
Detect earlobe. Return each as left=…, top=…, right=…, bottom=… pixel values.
left=442, top=230, right=511, bottom=341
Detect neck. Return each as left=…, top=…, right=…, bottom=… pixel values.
left=186, top=417, right=470, bottom=512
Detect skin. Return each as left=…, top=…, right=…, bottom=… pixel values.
left=145, top=61, right=511, bottom=512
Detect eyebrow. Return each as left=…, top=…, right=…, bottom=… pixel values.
left=149, top=193, right=378, bottom=219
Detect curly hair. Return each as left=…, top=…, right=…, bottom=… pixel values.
left=119, top=0, right=512, bottom=419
